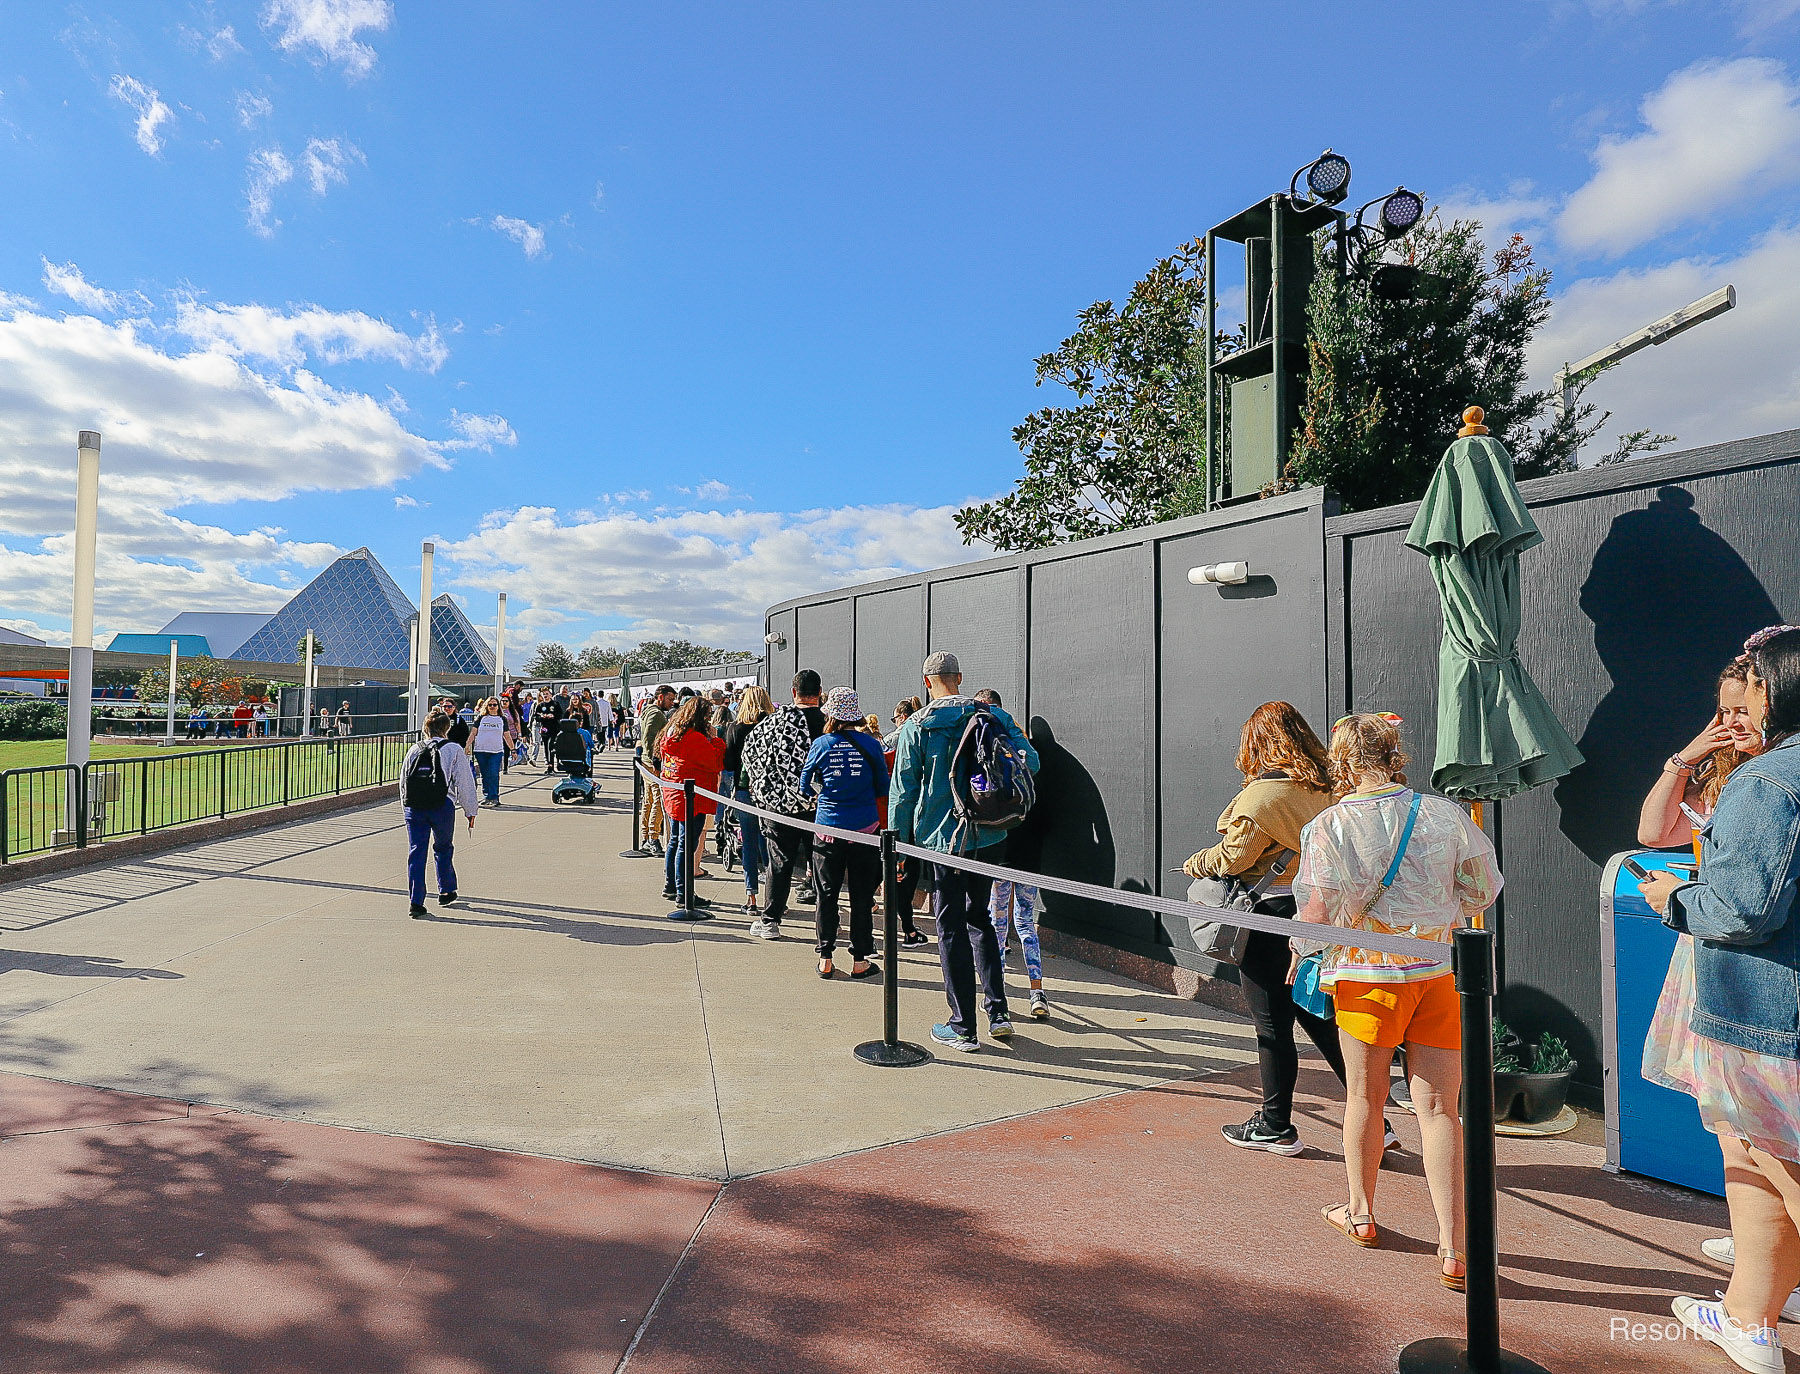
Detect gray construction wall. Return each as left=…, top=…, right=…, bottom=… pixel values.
left=766, top=428, right=1800, bottom=1093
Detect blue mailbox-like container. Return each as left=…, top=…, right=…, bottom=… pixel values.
left=1601, top=849, right=1725, bottom=1196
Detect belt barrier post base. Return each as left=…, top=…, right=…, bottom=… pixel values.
left=667, top=778, right=712, bottom=922
left=620, top=758, right=654, bottom=858
left=854, top=830, right=931, bottom=1068
left=1398, top=927, right=1550, bottom=1374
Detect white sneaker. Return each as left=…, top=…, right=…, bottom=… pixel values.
left=1673, top=1295, right=1784, bottom=1373
left=1700, top=1238, right=1800, bottom=1322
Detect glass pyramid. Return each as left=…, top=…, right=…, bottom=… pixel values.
left=431, top=594, right=496, bottom=675
left=232, top=547, right=424, bottom=671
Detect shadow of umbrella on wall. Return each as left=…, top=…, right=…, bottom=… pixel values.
left=1403, top=407, right=1584, bottom=806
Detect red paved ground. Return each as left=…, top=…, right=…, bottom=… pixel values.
left=627, top=1064, right=1743, bottom=1374
left=1, top=1075, right=719, bottom=1374
left=1, top=1066, right=1759, bottom=1374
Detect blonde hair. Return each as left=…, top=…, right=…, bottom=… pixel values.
left=736, top=685, right=774, bottom=726
left=865, top=714, right=882, bottom=734
left=1327, top=714, right=1409, bottom=796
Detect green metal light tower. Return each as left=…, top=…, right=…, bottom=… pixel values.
left=1202, top=152, right=1425, bottom=508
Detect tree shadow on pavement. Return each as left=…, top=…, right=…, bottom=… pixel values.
left=625, top=1170, right=1394, bottom=1374
left=0, top=1108, right=714, bottom=1374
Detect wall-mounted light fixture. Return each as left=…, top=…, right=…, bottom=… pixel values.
left=1188, top=561, right=1250, bottom=586
left=764, top=631, right=787, bottom=648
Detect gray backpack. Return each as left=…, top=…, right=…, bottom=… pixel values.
left=1185, top=848, right=1294, bottom=966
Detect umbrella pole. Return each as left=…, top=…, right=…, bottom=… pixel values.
left=1468, top=801, right=1485, bottom=930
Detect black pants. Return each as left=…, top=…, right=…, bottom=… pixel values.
left=932, top=864, right=1006, bottom=1035
left=1237, top=914, right=1346, bottom=1132
left=762, top=820, right=813, bottom=920
left=812, top=836, right=879, bottom=959
left=894, top=855, right=920, bottom=936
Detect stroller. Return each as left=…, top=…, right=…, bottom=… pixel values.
left=549, top=720, right=600, bottom=805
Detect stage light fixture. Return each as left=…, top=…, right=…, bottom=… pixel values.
left=1290, top=150, right=1352, bottom=206
left=1380, top=187, right=1424, bottom=235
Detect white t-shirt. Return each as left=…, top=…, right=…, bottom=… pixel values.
left=472, top=713, right=509, bottom=754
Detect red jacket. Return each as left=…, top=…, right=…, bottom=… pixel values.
left=659, top=729, right=725, bottom=822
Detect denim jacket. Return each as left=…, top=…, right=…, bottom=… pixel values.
left=1665, top=733, right=1800, bottom=1058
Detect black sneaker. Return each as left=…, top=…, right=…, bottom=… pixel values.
left=409, top=904, right=428, bottom=919
left=1221, top=1112, right=1304, bottom=1156
left=437, top=891, right=457, bottom=906
left=662, top=886, right=678, bottom=900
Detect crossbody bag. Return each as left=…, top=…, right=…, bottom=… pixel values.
left=1291, top=790, right=1423, bottom=1020
left=1186, top=847, right=1296, bottom=967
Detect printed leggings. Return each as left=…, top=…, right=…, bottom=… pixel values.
left=990, top=880, right=1042, bottom=982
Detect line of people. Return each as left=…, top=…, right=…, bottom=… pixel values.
left=630, top=656, right=1051, bottom=1026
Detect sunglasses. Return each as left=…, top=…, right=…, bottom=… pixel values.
left=1333, top=711, right=1403, bottom=732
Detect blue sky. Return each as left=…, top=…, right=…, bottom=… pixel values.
left=1, top=1, right=1797, bottom=656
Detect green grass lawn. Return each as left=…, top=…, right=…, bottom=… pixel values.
left=1, top=734, right=409, bottom=862
left=0, top=737, right=260, bottom=770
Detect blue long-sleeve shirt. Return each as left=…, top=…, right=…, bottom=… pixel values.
left=801, top=731, right=890, bottom=832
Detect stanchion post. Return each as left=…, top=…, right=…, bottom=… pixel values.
left=1398, top=926, right=1548, bottom=1374
left=620, top=760, right=651, bottom=857
left=854, top=829, right=931, bottom=1067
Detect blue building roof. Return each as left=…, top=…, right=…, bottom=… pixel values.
left=107, top=633, right=213, bottom=657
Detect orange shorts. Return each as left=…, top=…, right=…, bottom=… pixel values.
left=1332, top=973, right=1460, bottom=1050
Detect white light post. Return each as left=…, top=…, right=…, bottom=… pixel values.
left=405, top=613, right=420, bottom=732
left=59, top=430, right=101, bottom=845
left=164, top=638, right=179, bottom=743
left=494, top=592, right=507, bottom=698
left=415, top=541, right=434, bottom=729
left=1555, top=284, right=1736, bottom=422
left=300, top=630, right=316, bottom=737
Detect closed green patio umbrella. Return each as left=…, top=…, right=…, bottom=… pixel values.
left=1404, top=408, right=1584, bottom=802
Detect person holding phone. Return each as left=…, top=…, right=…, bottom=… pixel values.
left=1635, top=651, right=1798, bottom=1330
left=1638, top=655, right=1762, bottom=851
left=1638, top=626, right=1800, bottom=1371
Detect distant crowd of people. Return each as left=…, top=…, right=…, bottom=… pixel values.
left=388, top=630, right=1800, bottom=1366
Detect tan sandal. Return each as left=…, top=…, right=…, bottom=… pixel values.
left=1322, top=1203, right=1379, bottom=1248
left=1438, top=1246, right=1466, bottom=1291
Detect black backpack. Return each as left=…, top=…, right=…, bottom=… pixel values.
left=950, top=707, right=1035, bottom=837
left=404, top=740, right=449, bottom=809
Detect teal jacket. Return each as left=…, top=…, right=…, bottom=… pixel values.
left=888, top=697, right=1039, bottom=854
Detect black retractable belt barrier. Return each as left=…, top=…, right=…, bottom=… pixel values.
left=854, top=829, right=931, bottom=1067
left=1399, top=927, right=1550, bottom=1374
left=620, top=758, right=652, bottom=858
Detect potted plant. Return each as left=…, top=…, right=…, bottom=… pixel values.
left=1492, top=1018, right=1577, bottom=1124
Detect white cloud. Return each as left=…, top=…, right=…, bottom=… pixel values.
left=109, top=74, right=173, bottom=156
left=301, top=136, right=363, bottom=195
left=235, top=91, right=273, bottom=129
left=245, top=146, right=294, bottom=236
left=439, top=502, right=981, bottom=646
left=1559, top=58, right=1800, bottom=256
left=0, top=299, right=446, bottom=633
left=394, top=494, right=425, bottom=509
left=1531, top=223, right=1800, bottom=459
left=593, top=181, right=606, bottom=210
left=440, top=411, right=517, bottom=451
left=261, top=0, right=393, bottom=80
left=173, top=300, right=449, bottom=373
left=207, top=26, right=244, bottom=60
left=491, top=215, right=547, bottom=259
left=1431, top=188, right=1555, bottom=255
left=40, top=259, right=120, bottom=314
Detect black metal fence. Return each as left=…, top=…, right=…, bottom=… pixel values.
left=1, top=732, right=411, bottom=864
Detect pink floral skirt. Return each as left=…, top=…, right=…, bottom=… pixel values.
left=1642, top=934, right=1800, bottom=1163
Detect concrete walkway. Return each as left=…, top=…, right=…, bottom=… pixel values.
left=0, top=751, right=1259, bottom=1179
left=0, top=750, right=1756, bottom=1372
